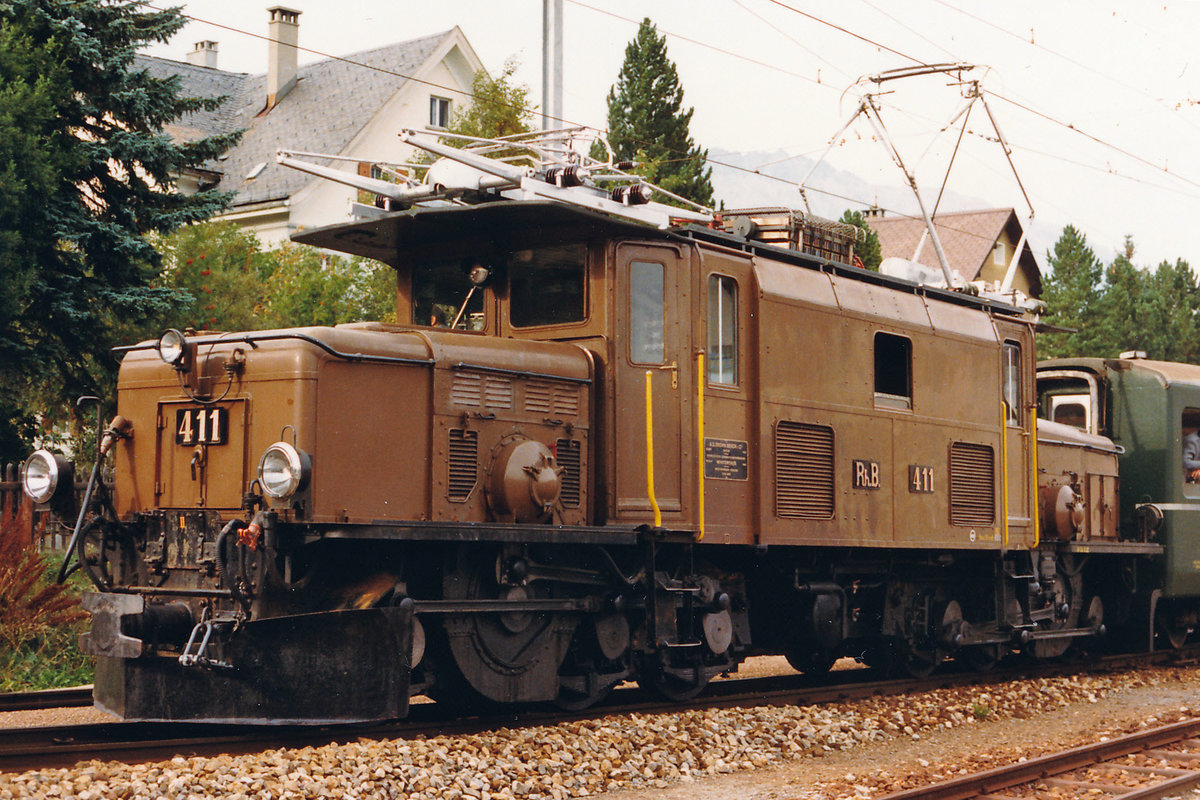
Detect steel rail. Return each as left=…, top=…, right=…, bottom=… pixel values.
left=0, top=687, right=93, bottom=714
left=0, top=646, right=1197, bottom=773
left=876, top=718, right=1200, bottom=800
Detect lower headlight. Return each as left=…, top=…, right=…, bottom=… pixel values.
left=21, top=449, right=69, bottom=504
left=257, top=442, right=311, bottom=499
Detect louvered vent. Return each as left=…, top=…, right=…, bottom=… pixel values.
left=775, top=421, right=835, bottom=519
left=447, top=429, right=478, bottom=502
left=450, top=373, right=482, bottom=407
left=526, top=381, right=553, bottom=413
left=556, top=438, right=581, bottom=508
left=949, top=441, right=995, bottom=525
left=483, top=376, right=513, bottom=410
left=526, top=381, right=579, bottom=417
left=553, top=386, right=578, bottom=416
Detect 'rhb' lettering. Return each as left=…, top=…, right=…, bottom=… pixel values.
left=852, top=459, right=880, bottom=489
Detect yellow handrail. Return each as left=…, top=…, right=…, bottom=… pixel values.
left=1030, top=407, right=1040, bottom=548
left=696, top=352, right=706, bottom=541
left=645, top=370, right=661, bottom=528
left=1000, top=401, right=1010, bottom=551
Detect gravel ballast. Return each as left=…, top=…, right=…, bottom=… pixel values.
left=0, top=665, right=1195, bottom=799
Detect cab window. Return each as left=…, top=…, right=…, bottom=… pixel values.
left=413, top=260, right=484, bottom=329
left=509, top=244, right=587, bottom=327
left=630, top=261, right=664, bottom=364
left=1003, top=341, right=1022, bottom=425
left=707, top=274, right=738, bottom=385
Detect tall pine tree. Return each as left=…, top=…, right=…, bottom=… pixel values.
left=0, top=0, right=240, bottom=460
left=600, top=18, right=714, bottom=207
left=1038, top=225, right=1104, bottom=359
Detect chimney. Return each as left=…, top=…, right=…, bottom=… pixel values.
left=266, top=6, right=301, bottom=108
left=186, top=40, right=219, bottom=69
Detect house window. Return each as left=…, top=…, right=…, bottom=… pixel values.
left=707, top=274, right=737, bottom=385
left=993, top=240, right=1007, bottom=266
left=630, top=261, right=664, bottom=364
left=1003, top=341, right=1022, bottom=425
left=430, top=96, right=450, bottom=129
left=874, top=332, right=912, bottom=410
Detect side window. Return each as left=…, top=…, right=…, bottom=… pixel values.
left=1183, top=408, right=1200, bottom=485
left=874, top=332, right=912, bottom=410
left=707, top=274, right=738, bottom=385
left=1003, top=341, right=1022, bottom=425
left=630, top=261, right=664, bottom=364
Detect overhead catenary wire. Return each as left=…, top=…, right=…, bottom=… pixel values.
left=137, top=1, right=1190, bottom=255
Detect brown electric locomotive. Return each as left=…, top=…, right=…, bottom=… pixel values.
left=20, top=130, right=1168, bottom=722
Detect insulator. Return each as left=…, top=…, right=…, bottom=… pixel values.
left=610, top=184, right=651, bottom=206
left=615, top=160, right=636, bottom=171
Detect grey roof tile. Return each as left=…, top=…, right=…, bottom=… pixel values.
left=139, top=30, right=452, bottom=206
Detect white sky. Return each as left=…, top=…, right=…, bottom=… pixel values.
left=143, top=0, right=1200, bottom=270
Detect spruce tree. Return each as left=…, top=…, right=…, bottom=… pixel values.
left=1038, top=225, right=1105, bottom=359
left=0, top=0, right=240, bottom=460
left=600, top=18, right=714, bottom=207
left=839, top=210, right=881, bottom=271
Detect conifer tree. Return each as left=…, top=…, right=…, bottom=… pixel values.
left=0, top=0, right=240, bottom=460
left=1038, top=225, right=1105, bottom=358
left=839, top=210, right=882, bottom=271
left=599, top=18, right=714, bottom=207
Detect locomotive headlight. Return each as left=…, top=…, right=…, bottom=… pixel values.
left=21, top=449, right=71, bottom=505
left=157, top=328, right=192, bottom=372
left=257, top=442, right=311, bottom=499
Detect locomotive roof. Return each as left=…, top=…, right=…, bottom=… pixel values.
left=293, top=201, right=1029, bottom=319
left=1040, top=356, right=1200, bottom=388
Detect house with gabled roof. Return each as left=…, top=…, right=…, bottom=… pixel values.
left=137, top=6, right=485, bottom=243
left=865, top=207, right=1043, bottom=299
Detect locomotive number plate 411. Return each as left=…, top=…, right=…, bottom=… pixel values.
left=175, top=407, right=229, bottom=446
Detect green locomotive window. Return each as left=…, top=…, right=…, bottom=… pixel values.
left=1003, top=341, right=1022, bottom=425
left=874, top=332, right=912, bottom=410
left=509, top=244, right=587, bottom=327
left=630, top=261, right=665, bottom=364
left=1183, top=408, right=1200, bottom=485
left=707, top=274, right=737, bottom=385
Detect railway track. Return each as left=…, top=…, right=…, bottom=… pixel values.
left=0, top=647, right=1196, bottom=774
left=878, top=718, right=1200, bottom=799
left=0, top=687, right=92, bottom=714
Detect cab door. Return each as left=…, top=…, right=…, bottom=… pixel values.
left=999, top=325, right=1033, bottom=543
left=612, top=243, right=692, bottom=523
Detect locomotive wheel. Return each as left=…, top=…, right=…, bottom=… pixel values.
left=1030, top=556, right=1083, bottom=660
left=638, top=665, right=710, bottom=702
left=439, top=553, right=575, bottom=705
left=784, top=648, right=835, bottom=676
left=959, top=645, right=1000, bottom=672
left=1156, top=613, right=1192, bottom=649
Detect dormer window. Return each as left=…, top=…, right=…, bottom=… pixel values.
left=430, top=96, right=450, bottom=129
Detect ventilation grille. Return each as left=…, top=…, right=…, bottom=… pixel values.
left=775, top=421, right=835, bottom=519
left=526, top=381, right=580, bottom=417
left=949, top=441, right=995, bottom=525
left=447, top=429, right=478, bottom=502
left=556, top=438, right=581, bottom=508
left=450, top=372, right=513, bottom=410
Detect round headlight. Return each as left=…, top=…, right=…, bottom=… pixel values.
left=22, top=449, right=62, bottom=504
left=258, top=442, right=311, bottom=499
left=157, top=328, right=188, bottom=370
